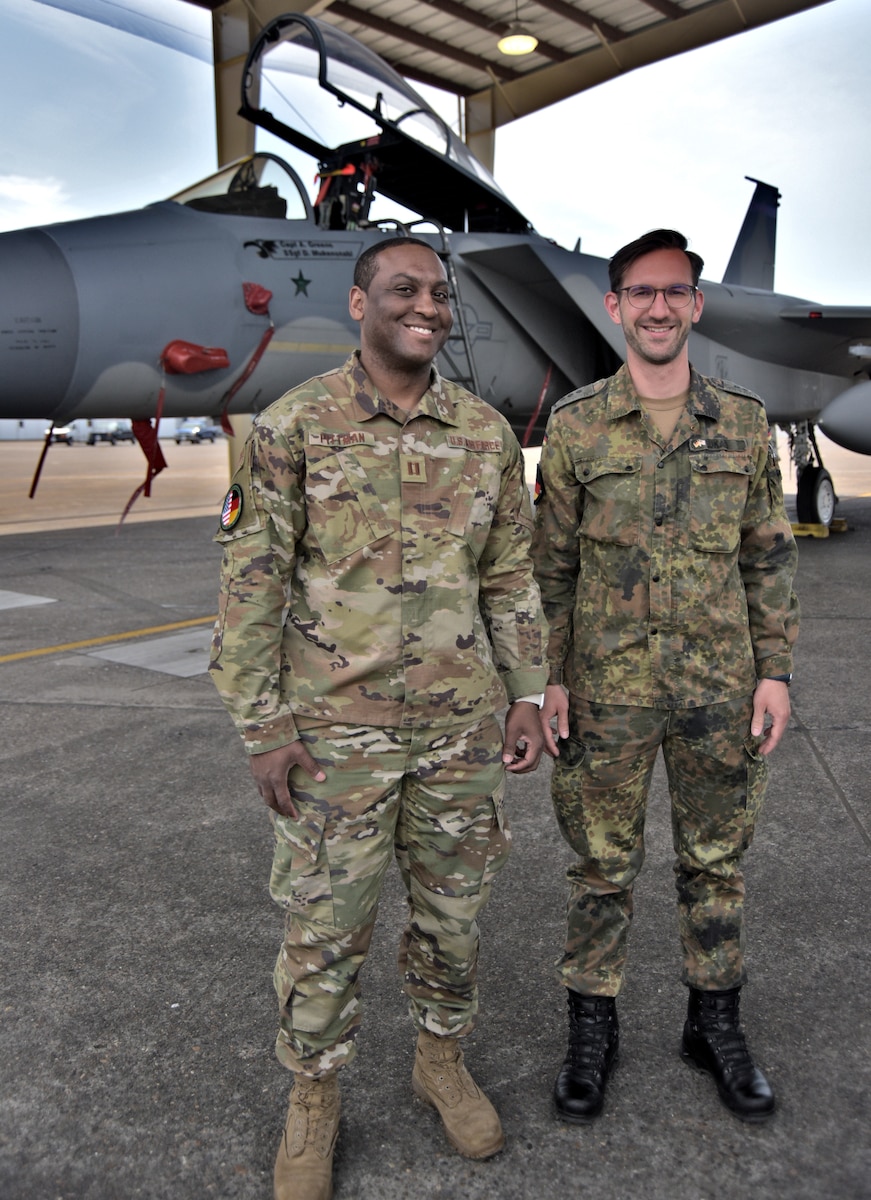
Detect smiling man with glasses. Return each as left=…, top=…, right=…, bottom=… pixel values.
left=531, top=229, right=799, bottom=1128
left=608, top=245, right=704, bottom=377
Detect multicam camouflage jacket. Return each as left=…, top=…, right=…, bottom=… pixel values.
left=210, top=353, right=546, bottom=753
left=532, top=364, right=799, bottom=708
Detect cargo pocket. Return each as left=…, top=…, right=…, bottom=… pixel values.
left=269, top=806, right=330, bottom=917
left=445, top=451, right=502, bottom=560
left=303, top=445, right=393, bottom=563
left=740, top=735, right=769, bottom=850
left=481, top=776, right=511, bottom=886
left=689, top=451, right=753, bottom=552
left=574, top=456, right=642, bottom=546
left=550, top=737, right=590, bottom=855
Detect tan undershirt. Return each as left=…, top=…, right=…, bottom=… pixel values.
left=638, top=389, right=690, bottom=443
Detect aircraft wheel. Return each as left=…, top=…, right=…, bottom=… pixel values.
left=796, top=465, right=836, bottom=526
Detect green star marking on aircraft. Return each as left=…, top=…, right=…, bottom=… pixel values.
left=292, top=271, right=311, bottom=296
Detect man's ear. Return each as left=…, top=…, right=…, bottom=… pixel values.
left=692, top=288, right=705, bottom=324
left=604, top=292, right=623, bottom=326
left=349, top=285, right=365, bottom=322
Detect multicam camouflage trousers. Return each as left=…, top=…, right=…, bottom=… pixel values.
left=551, top=694, right=768, bottom=995
left=268, top=715, right=510, bottom=1076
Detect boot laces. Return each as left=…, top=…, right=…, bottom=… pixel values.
left=288, top=1078, right=339, bottom=1158
left=696, top=998, right=756, bottom=1081
left=705, top=1020, right=754, bottom=1077
left=567, top=1004, right=614, bottom=1074
left=422, top=1038, right=475, bottom=1101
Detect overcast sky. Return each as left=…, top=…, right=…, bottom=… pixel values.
left=1, top=0, right=868, bottom=304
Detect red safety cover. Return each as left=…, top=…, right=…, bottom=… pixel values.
left=161, top=340, right=229, bottom=375
left=243, top=283, right=273, bottom=315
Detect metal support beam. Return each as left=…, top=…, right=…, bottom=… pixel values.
left=327, top=1, right=523, bottom=80
left=465, top=0, right=829, bottom=151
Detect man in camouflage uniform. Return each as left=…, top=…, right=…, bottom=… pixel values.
left=531, top=229, right=799, bottom=1126
left=210, top=237, right=546, bottom=1200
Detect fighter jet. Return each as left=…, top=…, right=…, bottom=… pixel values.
left=2, top=13, right=869, bottom=525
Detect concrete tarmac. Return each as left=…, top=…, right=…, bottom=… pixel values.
left=1, top=442, right=869, bottom=1199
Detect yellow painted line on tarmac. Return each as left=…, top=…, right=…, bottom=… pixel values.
left=0, top=615, right=217, bottom=665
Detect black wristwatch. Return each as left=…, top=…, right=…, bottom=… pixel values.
left=766, top=673, right=793, bottom=686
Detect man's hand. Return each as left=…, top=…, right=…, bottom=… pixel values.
left=539, top=684, right=569, bottom=758
left=248, top=740, right=326, bottom=818
left=751, top=678, right=791, bottom=756
left=502, top=702, right=545, bottom=773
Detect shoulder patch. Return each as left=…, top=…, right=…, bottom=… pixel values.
left=220, top=484, right=243, bottom=531
left=551, top=378, right=608, bottom=414
left=710, top=377, right=763, bottom=404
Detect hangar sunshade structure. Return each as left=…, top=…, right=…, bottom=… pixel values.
left=176, top=0, right=831, bottom=169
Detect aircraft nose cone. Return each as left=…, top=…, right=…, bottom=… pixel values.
left=818, top=380, right=871, bottom=456
left=0, top=229, right=79, bottom=419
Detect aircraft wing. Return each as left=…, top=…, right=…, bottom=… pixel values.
left=455, top=240, right=622, bottom=392
left=779, top=307, right=871, bottom=337
left=686, top=287, right=871, bottom=379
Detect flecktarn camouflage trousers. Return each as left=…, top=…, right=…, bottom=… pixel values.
left=551, top=695, right=768, bottom=995
left=268, top=715, right=509, bottom=1076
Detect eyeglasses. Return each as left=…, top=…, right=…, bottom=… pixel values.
left=615, top=284, right=697, bottom=309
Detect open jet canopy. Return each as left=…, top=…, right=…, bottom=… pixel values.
left=239, top=14, right=533, bottom=236
left=2, top=12, right=868, bottom=529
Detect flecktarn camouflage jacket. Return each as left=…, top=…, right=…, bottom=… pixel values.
left=532, top=364, right=799, bottom=708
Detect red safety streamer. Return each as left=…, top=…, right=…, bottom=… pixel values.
left=118, top=388, right=167, bottom=529
left=522, top=362, right=554, bottom=448
left=218, top=284, right=275, bottom=435
left=28, top=428, right=55, bottom=499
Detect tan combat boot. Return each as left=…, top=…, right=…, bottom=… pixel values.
left=273, top=1073, right=340, bottom=1200
left=411, top=1029, right=504, bottom=1159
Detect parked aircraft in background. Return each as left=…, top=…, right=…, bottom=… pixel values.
left=1, top=14, right=869, bottom=524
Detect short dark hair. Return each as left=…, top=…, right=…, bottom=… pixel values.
left=353, top=237, right=442, bottom=291
left=608, top=229, right=704, bottom=292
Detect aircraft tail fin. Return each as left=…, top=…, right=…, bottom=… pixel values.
left=722, top=177, right=781, bottom=290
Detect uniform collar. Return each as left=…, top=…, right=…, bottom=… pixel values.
left=344, top=352, right=459, bottom=426
left=607, top=363, right=721, bottom=424
left=687, top=368, right=723, bottom=422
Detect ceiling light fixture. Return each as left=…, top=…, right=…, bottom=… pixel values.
left=497, top=3, right=538, bottom=56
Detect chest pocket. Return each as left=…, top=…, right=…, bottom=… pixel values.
left=574, top=456, right=642, bottom=546
left=303, top=445, right=393, bottom=564
left=444, top=450, right=504, bottom=560
left=689, top=450, right=754, bottom=552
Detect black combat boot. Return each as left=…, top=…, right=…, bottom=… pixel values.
left=681, top=986, right=775, bottom=1123
left=553, top=991, right=619, bottom=1123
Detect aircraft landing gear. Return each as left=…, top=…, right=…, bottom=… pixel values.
left=796, top=464, right=836, bottom=525
left=786, top=422, right=838, bottom=526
